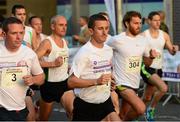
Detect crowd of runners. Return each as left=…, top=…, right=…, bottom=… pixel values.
left=0, top=4, right=179, bottom=121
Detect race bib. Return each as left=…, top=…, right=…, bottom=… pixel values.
left=96, top=81, right=110, bottom=92
left=154, top=53, right=162, bottom=62
left=153, top=49, right=162, bottom=63
left=0, top=66, right=28, bottom=88
left=56, top=51, right=68, bottom=67
left=126, top=56, right=141, bottom=73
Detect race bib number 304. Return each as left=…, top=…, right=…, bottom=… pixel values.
left=0, top=67, right=28, bottom=88
left=126, top=56, right=141, bottom=73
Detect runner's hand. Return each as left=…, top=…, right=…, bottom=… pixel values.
left=97, top=73, right=111, bottom=85
left=54, top=56, right=63, bottom=67
left=23, top=75, right=34, bottom=86
left=149, top=49, right=159, bottom=59
left=172, top=45, right=179, bottom=54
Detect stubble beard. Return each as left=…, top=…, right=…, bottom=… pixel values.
left=129, top=26, right=140, bottom=36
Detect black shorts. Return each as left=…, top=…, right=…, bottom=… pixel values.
left=116, top=85, right=138, bottom=93
left=40, top=79, right=69, bottom=103
left=72, top=97, right=115, bottom=121
left=141, top=63, right=162, bottom=85
left=26, top=88, right=33, bottom=97
left=0, top=107, right=28, bottom=121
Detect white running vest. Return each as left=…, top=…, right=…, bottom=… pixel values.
left=144, top=30, right=165, bottom=69
left=46, top=36, right=69, bottom=82
left=23, top=26, right=33, bottom=45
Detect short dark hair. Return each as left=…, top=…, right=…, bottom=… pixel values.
left=28, top=16, right=42, bottom=25
left=88, top=14, right=107, bottom=29
left=148, top=11, right=160, bottom=20
left=123, top=11, right=141, bottom=28
left=98, top=12, right=109, bottom=18
left=12, top=4, right=25, bottom=15
left=2, top=17, right=22, bottom=33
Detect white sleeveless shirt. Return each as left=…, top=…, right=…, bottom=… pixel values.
left=46, top=36, right=69, bottom=82
left=23, top=26, right=33, bottom=45
left=144, top=30, right=165, bottom=69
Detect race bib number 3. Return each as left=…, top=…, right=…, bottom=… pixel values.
left=0, top=67, right=28, bottom=88
left=126, top=56, right=141, bottom=73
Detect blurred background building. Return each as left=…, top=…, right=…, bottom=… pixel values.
left=0, top=0, right=179, bottom=47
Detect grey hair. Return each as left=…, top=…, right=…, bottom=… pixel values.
left=50, top=15, right=64, bottom=24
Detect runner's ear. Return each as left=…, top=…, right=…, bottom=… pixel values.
left=2, top=31, right=6, bottom=36
left=51, top=23, right=55, bottom=31
left=88, top=28, right=93, bottom=35
left=125, top=22, right=128, bottom=28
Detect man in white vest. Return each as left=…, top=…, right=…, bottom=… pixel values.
left=36, top=15, right=74, bottom=121
left=141, top=11, right=178, bottom=121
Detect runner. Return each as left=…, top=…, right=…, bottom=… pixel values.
left=107, top=11, right=158, bottom=121
left=29, top=16, right=47, bottom=48
left=68, top=14, right=121, bottom=121
left=36, top=15, right=74, bottom=120
left=12, top=4, right=37, bottom=50
left=0, top=17, right=44, bottom=121
left=141, top=11, right=179, bottom=121
left=28, top=15, right=47, bottom=119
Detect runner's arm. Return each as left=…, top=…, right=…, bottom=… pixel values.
left=164, top=32, right=179, bottom=55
